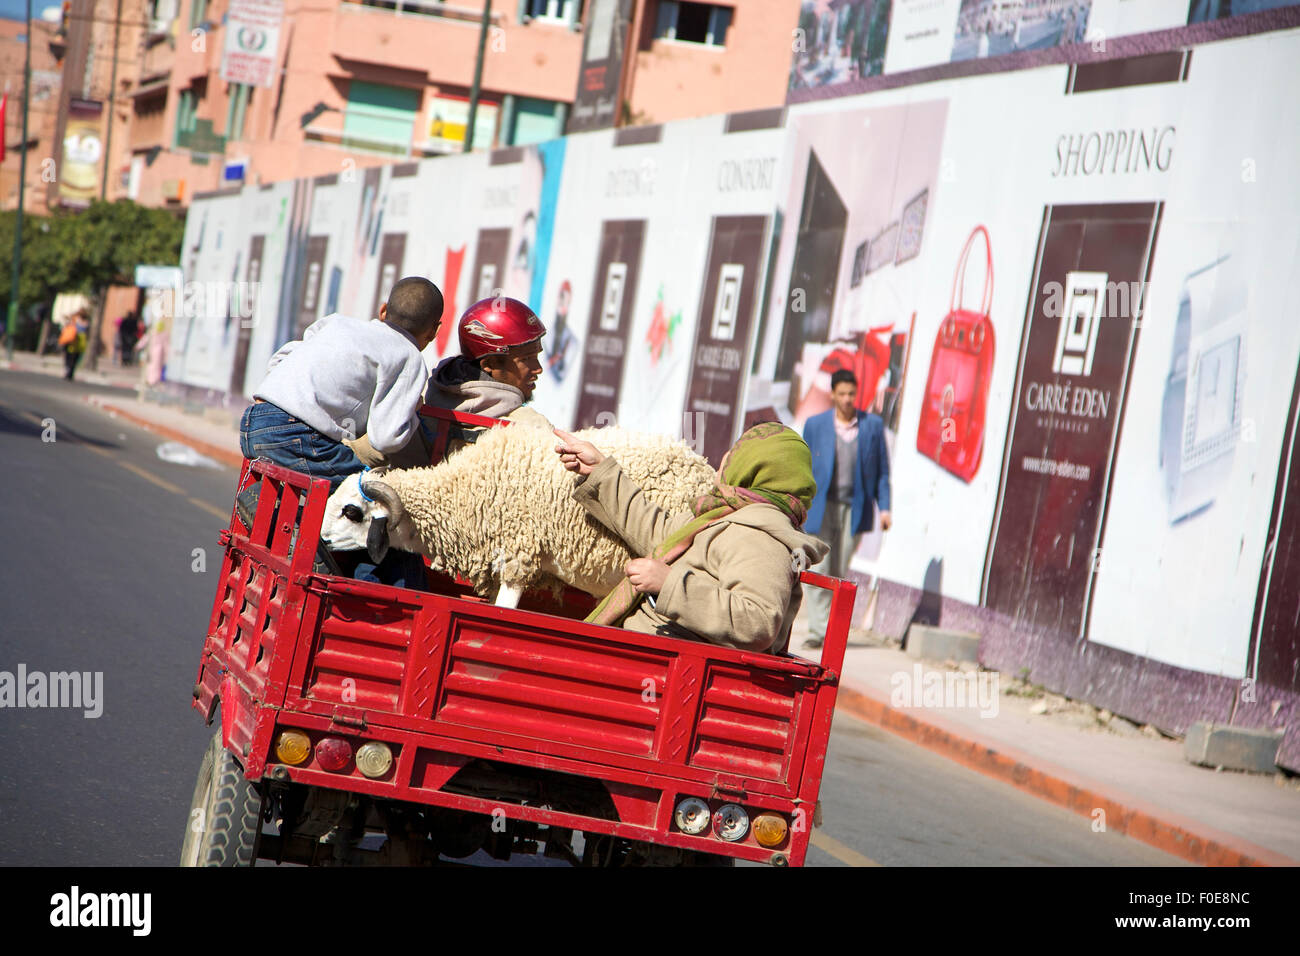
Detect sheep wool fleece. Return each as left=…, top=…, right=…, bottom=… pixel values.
left=369, top=423, right=718, bottom=597
left=573, top=457, right=829, bottom=654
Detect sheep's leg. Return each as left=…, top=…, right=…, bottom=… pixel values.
left=494, top=582, right=524, bottom=609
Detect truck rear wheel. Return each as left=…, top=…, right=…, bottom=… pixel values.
left=180, top=732, right=264, bottom=867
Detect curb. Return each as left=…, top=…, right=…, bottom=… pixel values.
left=88, top=397, right=245, bottom=469
left=832, top=682, right=1297, bottom=868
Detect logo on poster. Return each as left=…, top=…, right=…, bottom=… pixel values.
left=1052, top=271, right=1106, bottom=376
left=710, top=264, right=743, bottom=341
left=601, top=262, right=627, bottom=331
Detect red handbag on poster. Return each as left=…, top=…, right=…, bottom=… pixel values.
left=821, top=324, right=894, bottom=410
left=916, top=225, right=994, bottom=483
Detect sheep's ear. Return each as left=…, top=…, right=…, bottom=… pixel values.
left=366, top=515, right=390, bottom=565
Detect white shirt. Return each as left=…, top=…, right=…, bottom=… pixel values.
left=254, top=313, right=427, bottom=455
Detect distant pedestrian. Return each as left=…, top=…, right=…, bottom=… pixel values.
left=801, top=369, right=892, bottom=649
left=59, top=310, right=90, bottom=381
left=117, top=310, right=141, bottom=367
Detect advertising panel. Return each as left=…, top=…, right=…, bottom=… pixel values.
left=59, top=99, right=104, bottom=208
left=229, top=234, right=265, bottom=396
left=790, top=0, right=894, bottom=91
left=1080, top=31, right=1300, bottom=677
left=983, top=201, right=1161, bottom=639
left=567, top=0, right=635, bottom=133
left=573, top=219, right=645, bottom=428
left=684, top=214, right=769, bottom=465
left=1251, top=362, right=1300, bottom=692
left=221, top=0, right=285, bottom=89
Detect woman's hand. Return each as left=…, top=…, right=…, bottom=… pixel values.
left=554, top=428, right=605, bottom=476
left=624, top=558, right=670, bottom=595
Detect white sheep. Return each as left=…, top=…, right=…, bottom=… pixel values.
left=320, top=423, right=718, bottom=607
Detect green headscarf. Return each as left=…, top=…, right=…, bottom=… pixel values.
left=586, top=421, right=817, bottom=627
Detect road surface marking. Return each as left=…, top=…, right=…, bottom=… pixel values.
left=116, top=459, right=185, bottom=495
left=811, top=831, right=882, bottom=867
left=4, top=399, right=230, bottom=521
left=189, top=497, right=230, bottom=520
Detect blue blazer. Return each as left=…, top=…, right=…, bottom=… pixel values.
left=803, top=409, right=892, bottom=537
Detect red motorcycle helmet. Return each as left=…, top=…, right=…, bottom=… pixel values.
left=457, top=296, right=547, bottom=361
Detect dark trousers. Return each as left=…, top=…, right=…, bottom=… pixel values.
left=238, top=402, right=427, bottom=590
left=63, top=347, right=81, bottom=380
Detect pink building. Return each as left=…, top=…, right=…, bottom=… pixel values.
left=123, top=0, right=801, bottom=207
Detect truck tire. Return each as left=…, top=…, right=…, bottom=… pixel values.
left=180, top=732, right=264, bottom=867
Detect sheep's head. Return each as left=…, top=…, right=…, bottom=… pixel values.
left=321, top=471, right=407, bottom=566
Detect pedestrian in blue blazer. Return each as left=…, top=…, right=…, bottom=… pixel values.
left=801, top=369, right=892, bottom=648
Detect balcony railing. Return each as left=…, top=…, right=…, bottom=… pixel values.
left=303, top=125, right=453, bottom=160
left=342, top=0, right=505, bottom=25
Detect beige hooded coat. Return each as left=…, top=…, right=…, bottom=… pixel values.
left=573, top=457, right=829, bottom=654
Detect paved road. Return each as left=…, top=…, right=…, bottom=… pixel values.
left=0, top=370, right=1184, bottom=866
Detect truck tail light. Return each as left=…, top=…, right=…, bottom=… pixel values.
left=674, top=797, right=711, bottom=835
left=752, top=812, right=788, bottom=848
left=316, top=737, right=353, bottom=772
left=355, top=742, right=393, bottom=779
left=275, top=730, right=311, bottom=766
left=713, top=804, right=749, bottom=842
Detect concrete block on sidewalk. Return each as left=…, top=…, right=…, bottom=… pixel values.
left=1184, top=722, right=1282, bottom=774
left=905, top=624, right=981, bottom=663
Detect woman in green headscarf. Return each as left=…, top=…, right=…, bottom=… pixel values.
left=553, top=422, right=830, bottom=654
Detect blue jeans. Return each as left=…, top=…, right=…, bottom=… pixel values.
left=239, top=402, right=363, bottom=490
left=238, top=402, right=427, bottom=591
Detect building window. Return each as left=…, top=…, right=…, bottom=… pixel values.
left=151, top=0, right=179, bottom=30
left=506, top=96, right=565, bottom=146
left=524, top=0, right=582, bottom=22
left=226, top=84, right=252, bottom=141
left=343, top=81, right=419, bottom=155
left=175, top=88, right=196, bottom=144
left=427, top=93, right=499, bottom=153
left=654, top=0, right=731, bottom=46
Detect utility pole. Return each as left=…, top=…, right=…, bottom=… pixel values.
left=5, top=0, right=32, bottom=361
left=101, top=0, right=123, bottom=200
left=464, top=0, right=493, bottom=153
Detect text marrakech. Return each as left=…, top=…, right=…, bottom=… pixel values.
left=50, top=887, right=151, bottom=936
left=0, top=665, right=103, bottom=718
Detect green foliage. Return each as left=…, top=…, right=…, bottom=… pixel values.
left=0, top=199, right=183, bottom=312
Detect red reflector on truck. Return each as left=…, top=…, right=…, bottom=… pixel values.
left=316, top=737, right=353, bottom=772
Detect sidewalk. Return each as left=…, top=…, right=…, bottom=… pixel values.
left=799, top=615, right=1300, bottom=867
left=21, top=346, right=1297, bottom=868
left=4, top=349, right=147, bottom=393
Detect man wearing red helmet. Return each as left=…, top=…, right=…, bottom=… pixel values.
left=423, top=295, right=554, bottom=454
left=345, top=295, right=553, bottom=467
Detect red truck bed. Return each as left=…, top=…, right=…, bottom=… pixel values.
left=192, top=425, right=855, bottom=867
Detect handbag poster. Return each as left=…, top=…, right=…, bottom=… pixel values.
left=983, top=202, right=1162, bottom=638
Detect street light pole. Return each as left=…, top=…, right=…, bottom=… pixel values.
left=464, top=0, right=493, bottom=154
left=5, top=0, right=32, bottom=361
left=100, top=0, right=123, bottom=200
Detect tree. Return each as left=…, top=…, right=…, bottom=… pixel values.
left=0, top=199, right=183, bottom=350
left=0, top=199, right=183, bottom=304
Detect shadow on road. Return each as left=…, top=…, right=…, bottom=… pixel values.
left=0, top=402, right=120, bottom=451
